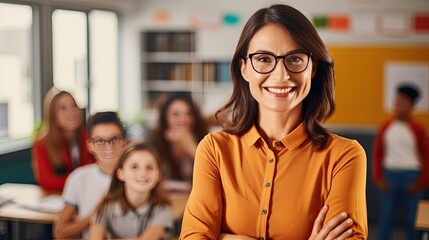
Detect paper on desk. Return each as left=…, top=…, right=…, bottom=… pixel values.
left=15, top=195, right=65, bottom=213
left=0, top=195, right=13, bottom=206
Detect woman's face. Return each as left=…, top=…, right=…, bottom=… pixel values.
left=55, top=94, right=82, bottom=131
left=117, top=150, right=160, bottom=194
left=166, top=99, right=194, bottom=130
left=240, top=23, right=315, bottom=116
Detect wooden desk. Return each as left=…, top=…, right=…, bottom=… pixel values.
left=416, top=200, right=429, bottom=231
left=0, top=183, right=60, bottom=223
left=0, top=183, right=60, bottom=240
left=0, top=182, right=190, bottom=239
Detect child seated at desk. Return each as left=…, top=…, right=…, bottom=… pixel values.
left=54, top=111, right=127, bottom=239
left=89, top=142, right=174, bottom=239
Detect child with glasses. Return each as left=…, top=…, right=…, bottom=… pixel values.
left=89, top=142, right=173, bottom=239
left=180, top=4, right=367, bottom=240
left=54, top=111, right=127, bottom=239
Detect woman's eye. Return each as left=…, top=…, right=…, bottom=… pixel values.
left=257, top=56, right=272, bottom=62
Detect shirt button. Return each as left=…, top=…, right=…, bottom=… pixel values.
left=276, top=141, right=282, bottom=146
left=261, top=209, right=267, bottom=215
left=269, top=158, right=274, bottom=163
left=265, top=182, right=270, bottom=187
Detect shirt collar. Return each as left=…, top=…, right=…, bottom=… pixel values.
left=244, top=122, right=308, bottom=150
left=113, top=202, right=151, bottom=217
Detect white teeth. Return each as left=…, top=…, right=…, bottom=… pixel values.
left=136, top=178, right=148, bottom=183
left=267, top=87, right=293, bottom=94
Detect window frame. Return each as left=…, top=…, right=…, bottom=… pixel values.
left=0, top=0, right=120, bottom=155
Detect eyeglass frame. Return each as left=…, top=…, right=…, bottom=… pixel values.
left=243, top=50, right=313, bottom=74
left=90, top=136, right=125, bottom=148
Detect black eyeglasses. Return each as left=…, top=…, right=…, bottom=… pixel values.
left=243, top=51, right=313, bottom=74
left=91, top=137, right=124, bottom=148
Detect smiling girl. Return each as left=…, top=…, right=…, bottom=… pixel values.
left=90, top=142, right=173, bottom=240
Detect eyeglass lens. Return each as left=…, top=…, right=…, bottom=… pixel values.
left=249, top=52, right=310, bottom=74
left=92, top=137, right=123, bottom=147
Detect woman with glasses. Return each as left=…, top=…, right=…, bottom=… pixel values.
left=32, top=87, right=95, bottom=192
left=180, top=4, right=367, bottom=240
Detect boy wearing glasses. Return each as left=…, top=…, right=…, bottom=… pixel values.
left=54, top=111, right=127, bottom=239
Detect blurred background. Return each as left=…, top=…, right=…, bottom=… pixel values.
left=0, top=0, right=428, bottom=239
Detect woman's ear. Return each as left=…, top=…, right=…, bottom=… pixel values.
left=116, top=168, right=125, bottom=181
left=240, top=58, right=250, bottom=82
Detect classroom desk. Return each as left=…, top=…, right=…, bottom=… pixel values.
left=0, top=182, right=190, bottom=239
left=0, top=183, right=60, bottom=240
left=0, top=183, right=60, bottom=223
left=415, top=200, right=429, bottom=233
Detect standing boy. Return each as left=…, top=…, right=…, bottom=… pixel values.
left=54, top=111, right=127, bottom=239
left=373, top=84, right=429, bottom=240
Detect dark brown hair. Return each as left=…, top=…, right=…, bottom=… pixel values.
left=87, top=111, right=126, bottom=138
left=153, top=92, right=208, bottom=179
left=216, top=4, right=335, bottom=150
left=96, top=142, right=170, bottom=218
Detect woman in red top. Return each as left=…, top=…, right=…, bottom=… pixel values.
left=32, top=87, right=95, bottom=192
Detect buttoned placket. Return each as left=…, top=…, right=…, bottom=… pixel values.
left=257, top=143, right=277, bottom=239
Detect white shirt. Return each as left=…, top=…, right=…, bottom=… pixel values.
left=62, top=163, right=112, bottom=237
left=383, top=120, right=421, bottom=170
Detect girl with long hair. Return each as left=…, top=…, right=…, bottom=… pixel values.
left=90, top=142, right=173, bottom=239
left=153, top=92, right=208, bottom=181
left=32, top=87, right=95, bottom=192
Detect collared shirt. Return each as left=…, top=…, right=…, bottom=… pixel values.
left=95, top=201, right=174, bottom=238
left=180, top=123, right=367, bottom=240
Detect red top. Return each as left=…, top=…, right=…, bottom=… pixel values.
left=32, top=128, right=95, bottom=192
left=373, top=118, right=429, bottom=188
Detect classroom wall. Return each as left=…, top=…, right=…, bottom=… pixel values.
left=119, top=0, right=429, bottom=127
left=329, top=45, right=429, bottom=128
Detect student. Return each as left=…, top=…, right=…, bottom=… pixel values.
left=153, top=92, right=208, bottom=181
left=54, top=111, right=127, bottom=239
left=373, top=84, right=429, bottom=240
left=180, top=4, right=367, bottom=239
left=32, top=87, right=95, bottom=192
left=89, top=142, right=173, bottom=239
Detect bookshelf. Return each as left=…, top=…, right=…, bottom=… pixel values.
left=140, top=31, right=231, bottom=111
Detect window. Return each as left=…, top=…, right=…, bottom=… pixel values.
left=0, top=3, right=118, bottom=154
left=52, top=9, right=119, bottom=113
left=89, top=10, right=119, bottom=112
left=0, top=3, right=33, bottom=143
left=52, top=9, right=88, bottom=108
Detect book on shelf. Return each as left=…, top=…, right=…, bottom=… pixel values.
left=145, top=31, right=195, bottom=52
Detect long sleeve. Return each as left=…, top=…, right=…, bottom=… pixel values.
left=180, top=135, right=222, bottom=239
left=372, top=121, right=390, bottom=183
left=409, top=121, right=429, bottom=188
left=324, top=140, right=368, bottom=239
left=32, top=139, right=69, bottom=191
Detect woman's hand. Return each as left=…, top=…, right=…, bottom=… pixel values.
left=308, top=205, right=353, bottom=240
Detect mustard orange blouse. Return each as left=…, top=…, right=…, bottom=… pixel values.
left=180, top=123, right=367, bottom=240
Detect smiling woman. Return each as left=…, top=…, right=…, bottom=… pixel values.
left=180, top=4, right=367, bottom=240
